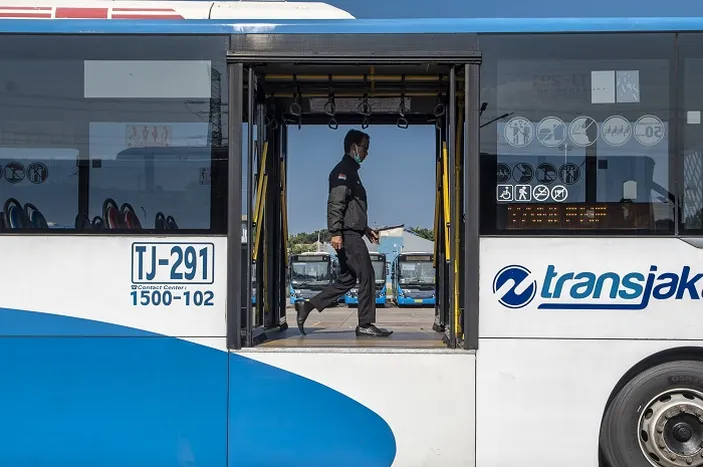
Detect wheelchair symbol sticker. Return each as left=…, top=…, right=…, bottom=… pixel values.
left=497, top=185, right=513, bottom=202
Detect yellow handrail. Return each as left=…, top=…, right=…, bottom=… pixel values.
left=252, top=141, right=269, bottom=226
left=252, top=175, right=268, bottom=262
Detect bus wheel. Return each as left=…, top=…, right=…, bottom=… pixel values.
left=600, top=360, right=703, bottom=467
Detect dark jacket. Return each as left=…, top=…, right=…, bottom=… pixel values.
left=327, top=155, right=368, bottom=235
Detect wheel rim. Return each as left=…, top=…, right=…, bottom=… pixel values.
left=639, top=388, right=703, bottom=466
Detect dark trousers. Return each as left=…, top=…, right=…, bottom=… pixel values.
left=309, top=231, right=376, bottom=326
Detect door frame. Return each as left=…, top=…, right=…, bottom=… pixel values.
left=225, top=34, right=482, bottom=350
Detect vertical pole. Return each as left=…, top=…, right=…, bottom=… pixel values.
left=245, top=66, right=255, bottom=347
left=227, top=62, right=244, bottom=350
left=447, top=66, right=457, bottom=348
left=255, top=102, right=266, bottom=331
left=672, top=33, right=680, bottom=236
left=465, top=63, right=480, bottom=351
left=433, top=125, right=444, bottom=332
left=280, top=123, right=289, bottom=327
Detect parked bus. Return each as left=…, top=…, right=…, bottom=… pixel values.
left=3, top=3, right=703, bottom=467
left=252, top=262, right=257, bottom=305
left=331, top=254, right=346, bottom=304
left=344, top=252, right=387, bottom=306
left=391, top=252, right=436, bottom=306
left=288, top=252, right=334, bottom=305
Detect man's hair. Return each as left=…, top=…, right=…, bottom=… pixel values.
left=344, top=129, right=370, bottom=154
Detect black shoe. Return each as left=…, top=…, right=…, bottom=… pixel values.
left=294, top=301, right=312, bottom=335
left=355, top=324, right=393, bottom=337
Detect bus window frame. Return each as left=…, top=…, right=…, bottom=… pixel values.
left=0, top=33, right=230, bottom=236
left=478, top=31, right=678, bottom=237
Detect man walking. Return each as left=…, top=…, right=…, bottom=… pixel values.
left=294, top=129, right=393, bottom=338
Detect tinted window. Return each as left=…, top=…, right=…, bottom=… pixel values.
left=680, top=34, right=703, bottom=233
left=479, top=33, right=674, bottom=234
left=0, top=35, right=228, bottom=232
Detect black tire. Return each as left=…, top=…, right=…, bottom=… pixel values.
left=600, top=360, right=703, bottom=467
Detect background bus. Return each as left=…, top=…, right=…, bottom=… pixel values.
left=344, top=252, right=387, bottom=307
left=391, top=252, right=436, bottom=306
left=252, top=262, right=256, bottom=305
left=288, top=252, right=334, bottom=305
left=331, top=255, right=346, bottom=304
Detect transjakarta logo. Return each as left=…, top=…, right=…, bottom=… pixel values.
left=492, top=264, right=703, bottom=310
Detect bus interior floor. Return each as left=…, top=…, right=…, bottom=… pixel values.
left=260, top=305, right=445, bottom=348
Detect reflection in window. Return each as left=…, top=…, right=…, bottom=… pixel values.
left=480, top=34, right=674, bottom=234
left=89, top=122, right=212, bottom=229
left=682, top=39, right=703, bottom=232
left=0, top=35, right=229, bottom=233
left=0, top=148, right=77, bottom=229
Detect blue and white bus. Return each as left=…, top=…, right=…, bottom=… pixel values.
left=6, top=2, right=703, bottom=466
left=344, top=252, right=387, bottom=306
left=391, top=252, right=436, bottom=306
left=288, top=252, right=334, bottom=304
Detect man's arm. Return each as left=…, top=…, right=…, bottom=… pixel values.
left=327, top=173, right=350, bottom=235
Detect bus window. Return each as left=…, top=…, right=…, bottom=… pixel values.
left=681, top=33, right=703, bottom=233
left=0, top=34, right=229, bottom=233
left=0, top=148, right=78, bottom=229
left=479, top=33, right=674, bottom=235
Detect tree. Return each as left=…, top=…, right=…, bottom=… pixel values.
left=409, top=226, right=434, bottom=241
left=289, top=243, right=316, bottom=255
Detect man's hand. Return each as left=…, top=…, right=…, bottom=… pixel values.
left=331, top=235, right=343, bottom=250
left=366, top=228, right=380, bottom=244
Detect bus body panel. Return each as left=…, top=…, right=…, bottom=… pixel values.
left=235, top=350, right=476, bottom=467
left=480, top=237, right=703, bottom=340
left=479, top=237, right=703, bottom=464
left=0, top=236, right=226, bottom=338
left=0, top=335, right=229, bottom=466
left=476, top=338, right=692, bottom=467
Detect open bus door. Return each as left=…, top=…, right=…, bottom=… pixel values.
left=232, top=64, right=290, bottom=347
left=227, top=35, right=480, bottom=350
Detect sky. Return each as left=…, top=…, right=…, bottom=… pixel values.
left=286, top=125, right=436, bottom=235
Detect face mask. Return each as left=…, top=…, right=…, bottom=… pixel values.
left=352, top=146, right=363, bottom=164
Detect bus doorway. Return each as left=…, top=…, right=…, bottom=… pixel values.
left=227, top=33, right=480, bottom=350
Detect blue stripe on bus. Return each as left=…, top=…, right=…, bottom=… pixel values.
left=0, top=17, right=703, bottom=34
left=0, top=308, right=396, bottom=467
